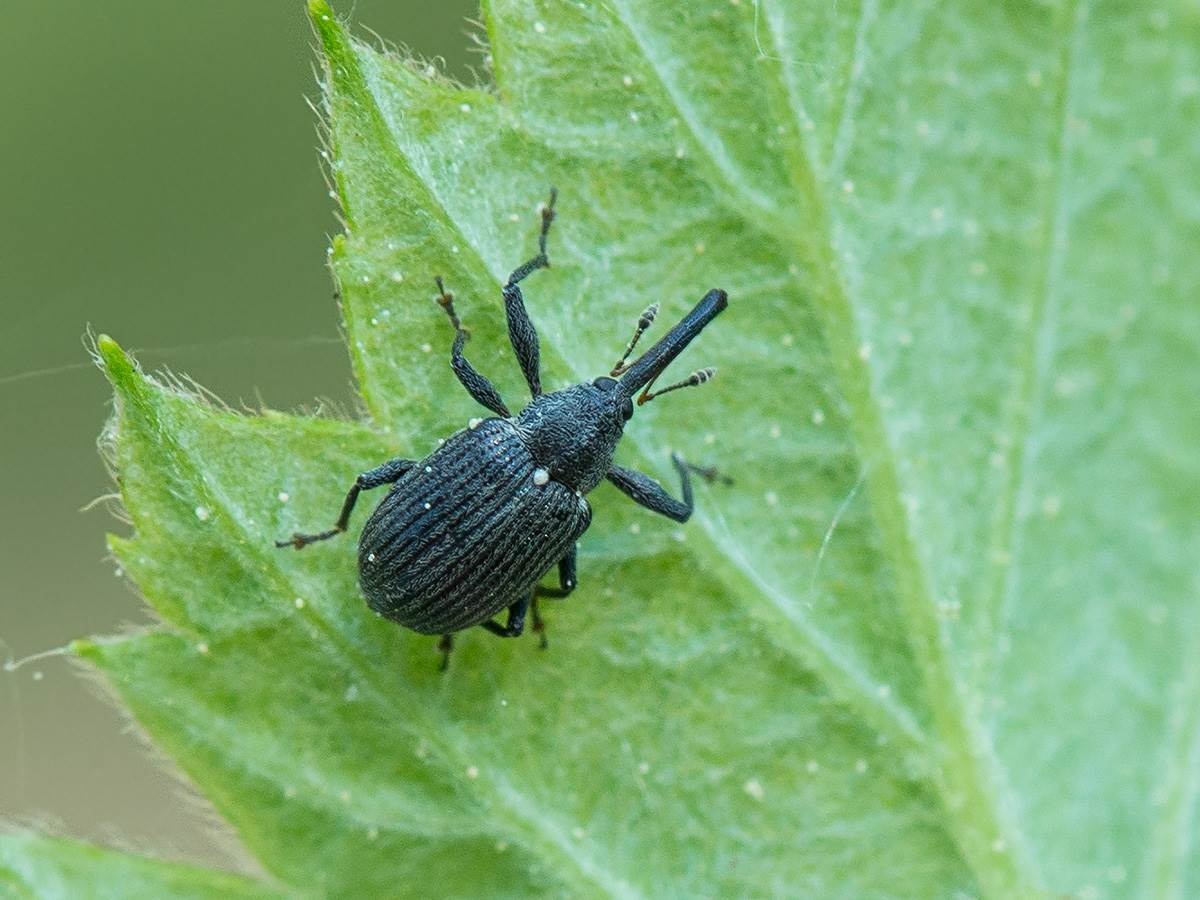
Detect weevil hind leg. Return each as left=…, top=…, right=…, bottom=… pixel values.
left=437, top=633, right=454, bottom=672
left=276, top=457, right=415, bottom=549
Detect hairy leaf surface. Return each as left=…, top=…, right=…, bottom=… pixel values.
left=12, top=0, right=1200, bottom=896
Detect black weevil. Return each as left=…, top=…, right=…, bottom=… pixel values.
left=278, top=191, right=728, bottom=667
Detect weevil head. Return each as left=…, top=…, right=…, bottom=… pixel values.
left=514, top=379, right=633, bottom=494
left=514, top=289, right=727, bottom=494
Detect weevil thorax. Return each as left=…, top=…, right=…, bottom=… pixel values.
left=514, top=378, right=632, bottom=494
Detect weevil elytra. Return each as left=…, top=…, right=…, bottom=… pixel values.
left=278, top=191, right=728, bottom=667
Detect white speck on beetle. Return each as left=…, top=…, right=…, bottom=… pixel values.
left=466, top=765, right=479, bottom=779
left=423, top=502, right=432, bottom=510
left=194, top=505, right=210, bottom=521
left=533, top=20, right=546, bottom=33
left=424, top=466, right=433, bottom=474
left=533, top=468, right=550, bottom=486
left=367, top=552, right=376, bottom=563
left=294, top=597, right=305, bottom=609
left=744, top=779, right=765, bottom=800
left=468, top=417, right=482, bottom=429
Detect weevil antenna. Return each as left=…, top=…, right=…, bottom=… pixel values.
left=610, top=302, right=659, bottom=376
left=638, top=367, right=716, bottom=405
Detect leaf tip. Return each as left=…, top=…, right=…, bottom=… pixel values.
left=96, top=334, right=137, bottom=386
left=69, top=639, right=100, bottom=662
left=308, top=0, right=347, bottom=57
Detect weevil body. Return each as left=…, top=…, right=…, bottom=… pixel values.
left=279, top=191, right=727, bottom=663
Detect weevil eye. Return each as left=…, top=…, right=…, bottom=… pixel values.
left=622, top=397, right=634, bottom=421
left=592, top=376, right=618, bottom=391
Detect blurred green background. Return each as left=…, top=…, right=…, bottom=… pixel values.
left=1, top=1, right=474, bottom=870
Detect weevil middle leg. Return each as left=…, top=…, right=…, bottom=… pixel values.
left=434, top=277, right=511, bottom=417
left=480, top=593, right=530, bottom=638
left=277, top=457, right=415, bottom=549
left=530, top=547, right=578, bottom=648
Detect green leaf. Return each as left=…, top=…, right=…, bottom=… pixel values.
left=14, top=0, right=1200, bottom=896
left=0, top=832, right=276, bottom=899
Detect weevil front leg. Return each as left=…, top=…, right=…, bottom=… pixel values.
left=434, top=277, right=511, bottom=417
left=276, top=457, right=415, bottom=549
left=502, top=189, right=557, bottom=399
left=606, top=453, right=729, bottom=523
